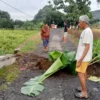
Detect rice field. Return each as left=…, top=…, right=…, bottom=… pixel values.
left=0, top=30, right=40, bottom=55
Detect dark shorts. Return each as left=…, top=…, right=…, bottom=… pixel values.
left=43, top=38, right=49, bottom=47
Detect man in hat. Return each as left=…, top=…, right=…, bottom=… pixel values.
left=75, top=15, right=93, bottom=99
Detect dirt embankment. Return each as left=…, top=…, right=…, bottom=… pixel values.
left=16, top=53, right=53, bottom=70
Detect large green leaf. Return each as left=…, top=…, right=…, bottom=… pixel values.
left=60, top=54, right=68, bottom=66
left=64, top=51, right=76, bottom=63
left=67, top=61, right=77, bottom=75
left=48, top=50, right=62, bottom=60
left=43, top=57, right=63, bottom=76
left=21, top=76, right=45, bottom=97
left=21, top=50, right=76, bottom=97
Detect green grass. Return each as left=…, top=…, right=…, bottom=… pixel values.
left=0, top=29, right=41, bottom=91
left=0, top=84, right=8, bottom=91
left=0, top=64, right=21, bottom=91
left=0, top=30, right=39, bottom=55
left=20, top=40, right=41, bottom=53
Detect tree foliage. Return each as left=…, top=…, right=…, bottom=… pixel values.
left=45, top=10, right=66, bottom=27
left=34, top=5, right=53, bottom=21
left=0, top=10, right=14, bottom=29
left=13, top=20, right=24, bottom=28
left=52, top=0, right=92, bottom=25
left=34, top=5, right=66, bottom=27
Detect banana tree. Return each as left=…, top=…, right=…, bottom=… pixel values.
left=21, top=50, right=76, bottom=97
left=89, top=39, right=100, bottom=65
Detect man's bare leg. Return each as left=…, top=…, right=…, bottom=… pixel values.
left=78, top=72, right=88, bottom=97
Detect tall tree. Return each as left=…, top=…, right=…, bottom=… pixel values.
left=34, top=5, right=65, bottom=27
left=51, top=0, right=92, bottom=25
left=0, top=10, right=14, bottom=29
left=13, top=20, right=24, bottom=28
left=34, top=5, right=53, bottom=21
left=45, top=10, right=65, bottom=27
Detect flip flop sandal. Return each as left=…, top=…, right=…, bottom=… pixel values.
left=75, top=87, right=82, bottom=92
left=74, top=92, right=89, bottom=99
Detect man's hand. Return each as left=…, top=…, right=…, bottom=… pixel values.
left=76, top=58, right=83, bottom=68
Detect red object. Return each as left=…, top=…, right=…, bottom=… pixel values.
left=20, top=67, right=27, bottom=71
left=41, top=25, right=50, bottom=39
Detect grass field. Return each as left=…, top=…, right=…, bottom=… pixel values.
left=0, top=29, right=41, bottom=90
left=0, top=30, right=40, bottom=55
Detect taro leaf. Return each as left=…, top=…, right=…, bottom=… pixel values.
left=21, top=76, right=45, bottom=97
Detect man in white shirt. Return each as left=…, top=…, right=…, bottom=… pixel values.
left=75, top=15, right=93, bottom=99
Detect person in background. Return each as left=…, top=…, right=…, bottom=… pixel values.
left=63, top=21, right=68, bottom=43
left=75, top=15, right=93, bottom=99
left=41, top=23, right=50, bottom=51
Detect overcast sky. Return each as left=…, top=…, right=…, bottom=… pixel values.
left=0, top=0, right=100, bottom=21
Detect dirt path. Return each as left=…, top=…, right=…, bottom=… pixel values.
left=0, top=29, right=100, bottom=100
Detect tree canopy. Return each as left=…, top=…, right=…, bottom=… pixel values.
left=50, top=0, right=92, bottom=25
left=34, top=5, right=66, bottom=27
left=0, top=10, right=14, bottom=29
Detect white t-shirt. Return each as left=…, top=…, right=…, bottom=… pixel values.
left=76, top=27, right=93, bottom=62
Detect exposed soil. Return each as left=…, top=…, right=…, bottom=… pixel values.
left=16, top=53, right=53, bottom=71
left=15, top=52, right=100, bottom=77
left=87, top=62, right=100, bottom=77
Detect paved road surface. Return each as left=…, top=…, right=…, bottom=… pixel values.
left=34, top=28, right=76, bottom=58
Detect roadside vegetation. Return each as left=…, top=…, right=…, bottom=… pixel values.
left=0, top=64, right=20, bottom=90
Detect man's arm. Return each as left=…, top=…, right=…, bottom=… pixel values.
left=77, top=44, right=90, bottom=68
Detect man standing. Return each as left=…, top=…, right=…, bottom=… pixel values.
left=63, top=21, right=68, bottom=43
left=75, top=15, right=93, bottom=99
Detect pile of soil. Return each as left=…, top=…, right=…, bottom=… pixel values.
left=87, top=62, right=100, bottom=77
left=16, top=53, right=53, bottom=70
